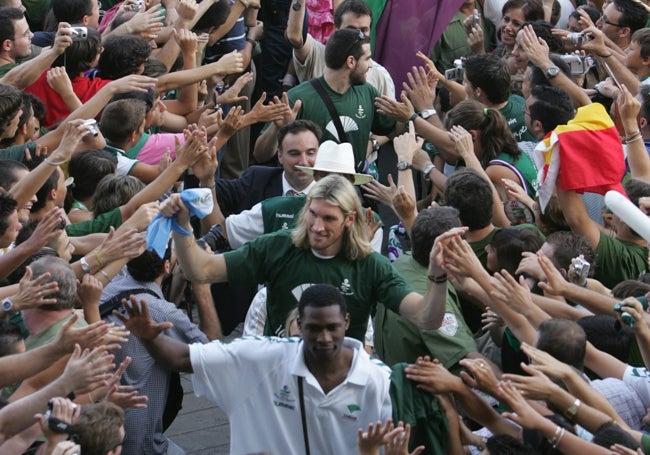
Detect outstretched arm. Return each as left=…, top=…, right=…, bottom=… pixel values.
left=116, top=296, right=193, bottom=372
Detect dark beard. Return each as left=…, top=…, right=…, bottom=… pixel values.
left=349, top=69, right=366, bottom=86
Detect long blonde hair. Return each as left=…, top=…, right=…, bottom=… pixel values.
left=291, top=175, right=373, bottom=261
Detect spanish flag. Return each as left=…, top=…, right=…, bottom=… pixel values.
left=533, top=103, right=625, bottom=212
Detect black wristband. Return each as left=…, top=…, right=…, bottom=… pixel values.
left=427, top=273, right=448, bottom=283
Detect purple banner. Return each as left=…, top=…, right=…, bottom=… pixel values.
left=373, top=0, right=466, bottom=95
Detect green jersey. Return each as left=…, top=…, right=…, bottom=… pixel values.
left=223, top=230, right=412, bottom=341
left=285, top=76, right=395, bottom=173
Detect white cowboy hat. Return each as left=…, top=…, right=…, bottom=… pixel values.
left=296, top=141, right=373, bottom=185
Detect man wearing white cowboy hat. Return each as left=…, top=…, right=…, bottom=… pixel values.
left=213, top=140, right=376, bottom=252
left=159, top=165, right=450, bottom=341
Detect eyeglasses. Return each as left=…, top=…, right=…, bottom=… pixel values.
left=344, top=29, right=368, bottom=57
left=601, top=15, right=624, bottom=27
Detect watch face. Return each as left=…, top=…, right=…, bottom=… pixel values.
left=397, top=161, right=410, bottom=170
left=421, top=109, right=436, bottom=119
left=2, top=299, right=11, bottom=312
left=546, top=66, right=559, bottom=77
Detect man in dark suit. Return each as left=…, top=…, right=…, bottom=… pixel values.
left=215, top=120, right=321, bottom=216
left=208, top=120, right=321, bottom=334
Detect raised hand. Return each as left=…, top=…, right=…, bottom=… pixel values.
left=458, top=357, right=500, bottom=398
left=404, top=356, right=464, bottom=394
left=270, top=92, right=300, bottom=128
left=374, top=92, right=415, bottom=123
left=115, top=296, right=173, bottom=341
left=357, top=420, right=394, bottom=455
left=60, top=344, right=115, bottom=392
left=386, top=422, right=424, bottom=455
left=402, top=66, right=436, bottom=113
left=489, top=270, right=534, bottom=313
left=519, top=342, right=575, bottom=381
left=11, top=266, right=59, bottom=311
left=46, top=67, right=74, bottom=95
left=217, top=72, right=254, bottom=105
left=502, top=362, right=559, bottom=401
left=215, top=50, right=244, bottom=76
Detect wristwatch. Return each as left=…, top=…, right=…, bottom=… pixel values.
left=545, top=65, right=560, bottom=79
left=422, top=163, right=436, bottom=181
left=396, top=160, right=412, bottom=171
left=80, top=256, right=92, bottom=274
left=1, top=298, right=13, bottom=315
left=420, top=108, right=437, bottom=119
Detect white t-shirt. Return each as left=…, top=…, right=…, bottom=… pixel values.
left=189, top=336, right=392, bottom=454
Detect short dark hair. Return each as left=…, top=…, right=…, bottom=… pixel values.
left=489, top=227, right=544, bottom=275
left=0, top=159, right=26, bottom=191
left=0, top=83, right=23, bottom=137
left=529, top=85, right=575, bottom=134
left=92, top=174, right=144, bottom=217
left=570, top=5, right=600, bottom=25
left=68, top=150, right=117, bottom=201
left=625, top=178, right=650, bottom=208
left=0, top=319, right=22, bottom=357
left=0, top=192, right=17, bottom=236
left=52, top=0, right=93, bottom=23
left=529, top=20, right=564, bottom=53
left=333, top=0, right=372, bottom=28
left=324, top=28, right=370, bottom=70
left=31, top=168, right=60, bottom=212
left=544, top=230, right=596, bottom=273
left=502, top=0, right=544, bottom=22
left=640, top=85, right=650, bottom=122
left=0, top=7, right=23, bottom=45
left=193, top=0, right=230, bottom=32
left=298, top=283, right=346, bottom=318
left=485, top=434, right=533, bottom=455
left=52, top=27, right=101, bottom=78
left=631, top=27, right=650, bottom=59
left=444, top=168, right=493, bottom=230
left=99, top=99, right=147, bottom=144
left=410, top=207, right=460, bottom=267
left=613, top=0, right=648, bottom=36
left=528, top=54, right=571, bottom=91
left=576, top=315, right=632, bottom=363
left=592, top=421, right=641, bottom=450
left=464, top=54, right=511, bottom=104
left=536, top=318, right=586, bottom=370
left=96, top=35, right=151, bottom=80
left=127, top=248, right=171, bottom=282
left=277, top=120, right=322, bottom=151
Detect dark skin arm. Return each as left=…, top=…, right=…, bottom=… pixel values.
left=116, top=296, right=193, bottom=373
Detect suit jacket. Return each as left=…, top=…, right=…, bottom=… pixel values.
left=215, top=165, right=284, bottom=216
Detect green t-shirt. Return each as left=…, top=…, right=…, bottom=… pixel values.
left=283, top=76, right=396, bottom=173
left=500, top=94, right=536, bottom=143
left=261, top=196, right=307, bottom=233
left=374, top=254, right=477, bottom=371
left=65, top=207, right=123, bottom=237
left=0, top=63, right=17, bottom=78
left=492, top=151, right=539, bottom=198
left=0, top=141, right=36, bottom=163
left=223, top=230, right=412, bottom=341
left=595, top=231, right=648, bottom=289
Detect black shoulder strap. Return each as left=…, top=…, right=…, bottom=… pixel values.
left=298, top=376, right=310, bottom=455
left=99, top=288, right=160, bottom=319
left=309, top=78, right=348, bottom=143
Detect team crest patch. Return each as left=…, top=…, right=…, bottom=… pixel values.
left=439, top=313, right=459, bottom=336
left=339, top=279, right=353, bottom=296
left=343, top=403, right=361, bottom=421
left=273, top=385, right=295, bottom=410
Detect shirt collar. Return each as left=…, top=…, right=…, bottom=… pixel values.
left=290, top=337, right=368, bottom=387
left=282, top=173, right=315, bottom=196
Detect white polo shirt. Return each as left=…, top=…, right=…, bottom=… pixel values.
left=189, top=336, right=392, bottom=454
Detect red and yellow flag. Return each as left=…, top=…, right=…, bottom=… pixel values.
left=533, top=103, right=625, bottom=212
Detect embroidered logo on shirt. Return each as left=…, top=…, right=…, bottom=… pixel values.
left=439, top=313, right=459, bottom=336
left=273, top=385, right=295, bottom=410
left=343, top=403, right=361, bottom=421
left=356, top=105, right=366, bottom=119
left=339, top=279, right=353, bottom=296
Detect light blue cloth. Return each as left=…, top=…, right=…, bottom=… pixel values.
left=146, top=189, right=214, bottom=257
